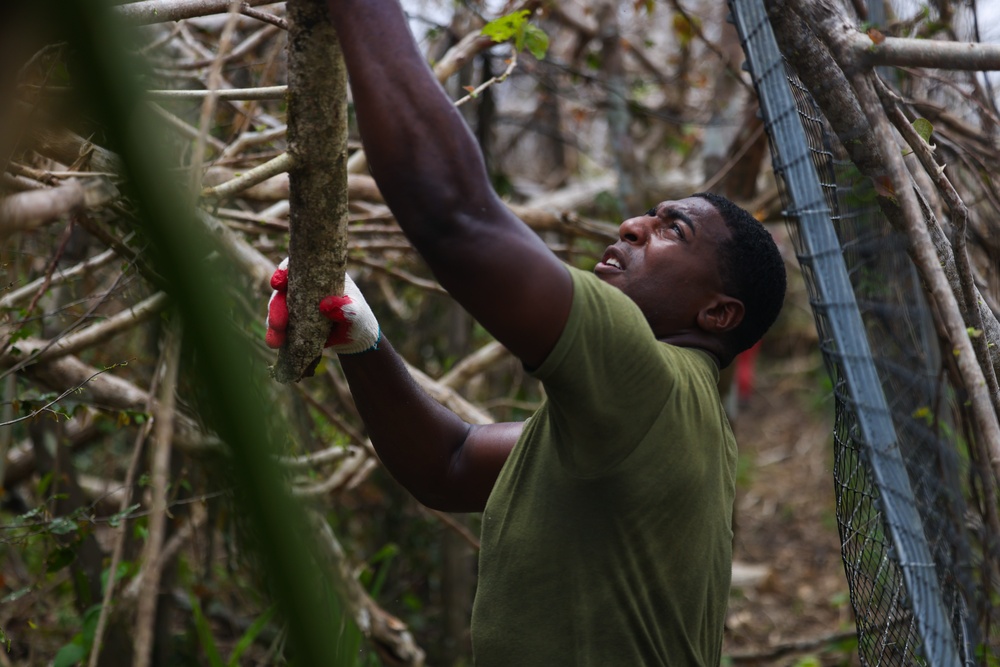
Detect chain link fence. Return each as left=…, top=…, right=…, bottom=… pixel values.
left=730, top=0, right=1000, bottom=664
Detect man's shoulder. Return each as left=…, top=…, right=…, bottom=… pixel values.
left=563, top=264, right=645, bottom=320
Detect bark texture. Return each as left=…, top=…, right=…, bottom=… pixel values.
left=274, top=0, right=350, bottom=383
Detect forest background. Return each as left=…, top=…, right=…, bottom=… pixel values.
left=1, top=0, right=998, bottom=665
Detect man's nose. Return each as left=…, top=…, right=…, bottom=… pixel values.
left=619, top=215, right=649, bottom=244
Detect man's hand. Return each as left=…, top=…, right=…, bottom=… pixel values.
left=265, top=258, right=381, bottom=354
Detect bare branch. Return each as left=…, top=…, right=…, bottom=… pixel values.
left=134, top=319, right=181, bottom=667
left=0, top=178, right=118, bottom=233
left=189, top=0, right=243, bottom=196
left=87, top=374, right=159, bottom=667
left=27, top=123, right=123, bottom=174
left=201, top=152, right=292, bottom=200
left=847, top=32, right=1000, bottom=71
left=9, top=344, right=218, bottom=452
left=437, top=340, right=510, bottom=389
left=240, top=3, right=288, bottom=30
left=875, top=78, right=1000, bottom=413
left=114, top=0, right=275, bottom=25
left=144, top=85, right=287, bottom=100
left=30, top=293, right=170, bottom=364
left=308, top=510, right=426, bottom=666
left=789, top=0, right=1000, bottom=480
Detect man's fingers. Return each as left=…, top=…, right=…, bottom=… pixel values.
left=319, top=295, right=352, bottom=323
left=270, top=266, right=289, bottom=291
left=267, top=290, right=289, bottom=329
left=324, top=323, right=351, bottom=348
left=265, top=327, right=286, bottom=349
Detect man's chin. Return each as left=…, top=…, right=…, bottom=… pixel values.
left=593, top=269, right=625, bottom=291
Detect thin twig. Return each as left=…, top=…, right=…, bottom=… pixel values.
left=189, top=0, right=243, bottom=197
left=133, top=318, right=182, bottom=667
left=201, top=152, right=292, bottom=199
left=31, top=293, right=171, bottom=364
left=0, top=363, right=126, bottom=428
left=875, top=78, right=1000, bottom=415
left=115, top=0, right=275, bottom=25
left=454, top=51, right=518, bottom=108
left=726, top=629, right=858, bottom=662
left=240, top=2, right=287, bottom=30
left=86, top=390, right=160, bottom=667
left=424, top=507, right=481, bottom=551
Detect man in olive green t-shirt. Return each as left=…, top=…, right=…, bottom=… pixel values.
left=266, top=0, right=788, bottom=664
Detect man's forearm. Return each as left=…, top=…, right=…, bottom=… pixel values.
left=338, top=337, right=473, bottom=507
left=324, top=0, right=495, bottom=230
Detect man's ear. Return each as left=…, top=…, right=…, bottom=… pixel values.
left=698, top=296, right=744, bottom=334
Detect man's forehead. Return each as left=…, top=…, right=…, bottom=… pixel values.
left=654, top=197, right=724, bottom=226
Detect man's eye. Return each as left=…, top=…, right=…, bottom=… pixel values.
left=645, top=207, right=657, bottom=217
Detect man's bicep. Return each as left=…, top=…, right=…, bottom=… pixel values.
left=416, top=202, right=574, bottom=370
left=443, top=421, right=522, bottom=513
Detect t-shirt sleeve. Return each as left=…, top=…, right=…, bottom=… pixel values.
left=530, top=265, right=679, bottom=475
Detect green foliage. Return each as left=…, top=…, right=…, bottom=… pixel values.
left=359, top=543, right=399, bottom=599
left=53, top=604, right=101, bottom=667
left=227, top=607, right=275, bottom=667
left=191, top=594, right=226, bottom=667
left=912, top=118, right=933, bottom=145
left=792, top=655, right=822, bottom=667
left=481, top=10, right=549, bottom=60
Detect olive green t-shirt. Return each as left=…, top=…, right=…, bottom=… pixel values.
left=471, top=266, right=737, bottom=666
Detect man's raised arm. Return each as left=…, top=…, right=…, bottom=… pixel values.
left=325, top=0, right=573, bottom=369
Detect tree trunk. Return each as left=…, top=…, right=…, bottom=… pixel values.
left=274, top=0, right=350, bottom=383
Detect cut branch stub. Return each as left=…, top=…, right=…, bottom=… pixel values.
left=273, top=0, right=350, bottom=383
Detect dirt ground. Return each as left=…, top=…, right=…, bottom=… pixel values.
left=721, top=347, right=861, bottom=667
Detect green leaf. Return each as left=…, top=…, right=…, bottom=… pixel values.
left=481, top=9, right=548, bottom=59
left=46, top=546, right=77, bottom=573
left=49, top=517, right=78, bottom=535
left=481, top=10, right=530, bottom=44
left=227, top=607, right=275, bottom=667
left=523, top=25, right=549, bottom=59
left=81, top=605, right=103, bottom=648
left=191, top=595, right=225, bottom=667
left=108, top=503, right=141, bottom=528
left=10, top=507, right=42, bottom=528
left=912, top=118, right=933, bottom=144
left=53, top=642, right=86, bottom=667
left=0, top=587, right=32, bottom=604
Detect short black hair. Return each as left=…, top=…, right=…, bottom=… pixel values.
left=692, top=192, right=786, bottom=355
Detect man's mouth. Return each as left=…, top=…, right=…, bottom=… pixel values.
left=596, top=246, right=627, bottom=272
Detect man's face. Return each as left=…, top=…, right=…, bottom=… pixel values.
left=594, top=197, right=731, bottom=338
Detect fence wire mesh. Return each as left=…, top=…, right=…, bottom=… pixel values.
left=730, top=0, right=1000, bottom=664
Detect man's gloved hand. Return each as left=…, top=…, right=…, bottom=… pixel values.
left=265, top=258, right=381, bottom=354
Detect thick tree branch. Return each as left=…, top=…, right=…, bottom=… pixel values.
left=0, top=177, right=118, bottom=233
left=848, top=32, right=1000, bottom=71
left=308, top=510, right=426, bottom=666
left=114, top=0, right=275, bottom=25
left=768, top=0, right=1000, bottom=379
left=273, top=0, right=350, bottom=383
left=134, top=319, right=181, bottom=667
left=782, top=0, right=1000, bottom=479
left=29, top=292, right=170, bottom=364
left=875, top=78, right=1000, bottom=413
left=201, top=152, right=292, bottom=200
left=7, top=343, right=218, bottom=452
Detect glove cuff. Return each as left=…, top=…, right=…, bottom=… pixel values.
left=338, top=326, right=381, bottom=355
left=325, top=274, right=381, bottom=354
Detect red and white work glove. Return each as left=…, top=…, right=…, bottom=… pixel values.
left=265, top=258, right=381, bottom=354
